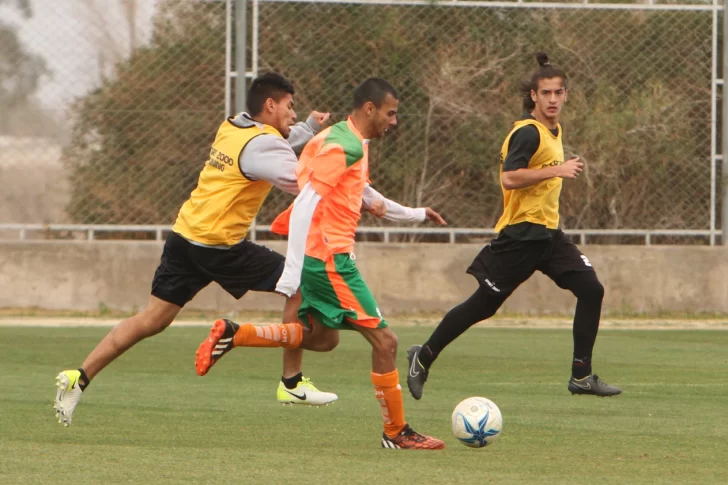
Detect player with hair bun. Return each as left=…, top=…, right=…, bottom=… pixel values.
left=407, top=53, right=622, bottom=400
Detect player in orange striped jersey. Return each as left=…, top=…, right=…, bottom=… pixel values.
left=198, top=78, right=447, bottom=449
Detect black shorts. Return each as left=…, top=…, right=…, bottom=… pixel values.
left=466, top=229, right=594, bottom=296
left=151, top=232, right=285, bottom=307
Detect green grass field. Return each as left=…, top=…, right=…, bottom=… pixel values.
left=1, top=325, right=726, bottom=484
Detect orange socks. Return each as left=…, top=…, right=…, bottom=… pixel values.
left=232, top=323, right=303, bottom=349
left=371, top=370, right=406, bottom=438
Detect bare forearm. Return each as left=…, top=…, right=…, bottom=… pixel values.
left=501, top=167, right=559, bottom=190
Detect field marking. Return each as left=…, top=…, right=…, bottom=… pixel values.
left=467, top=382, right=728, bottom=388
left=0, top=317, right=727, bottom=330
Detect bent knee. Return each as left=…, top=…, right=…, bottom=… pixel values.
left=318, top=331, right=340, bottom=352
left=375, top=328, right=398, bottom=354
left=588, top=279, right=605, bottom=300
left=137, top=310, right=175, bottom=337
left=579, top=278, right=605, bottom=302
left=326, top=331, right=340, bottom=351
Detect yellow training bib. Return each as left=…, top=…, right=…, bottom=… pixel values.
left=495, top=119, right=564, bottom=233
left=173, top=118, right=281, bottom=245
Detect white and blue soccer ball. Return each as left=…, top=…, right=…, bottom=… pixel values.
left=451, top=396, right=503, bottom=448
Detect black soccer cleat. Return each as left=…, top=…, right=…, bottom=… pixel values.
left=406, top=345, right=429, bottom=400
left=568, top=374, right=622, bottom=397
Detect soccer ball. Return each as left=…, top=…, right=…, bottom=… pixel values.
left=451, top=396, right=503, bottom=448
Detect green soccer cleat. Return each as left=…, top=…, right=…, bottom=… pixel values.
left=276, top=377, right=338, bottom=406
left=54, top=370, right=83, bottom=426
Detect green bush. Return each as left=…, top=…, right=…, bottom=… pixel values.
left=63, top=2, right=713, bottom=232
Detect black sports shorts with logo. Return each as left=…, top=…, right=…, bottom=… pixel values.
left=151, top=232, right=285, bottom=307
left=466, top=229, right=595, bottom=296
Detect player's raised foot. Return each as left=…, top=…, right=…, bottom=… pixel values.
left=195, top=319, right=239, bottom=376
left=54, top=370, right=83, bottom=427
left=381, top=424, right=445, bottom=450
left=568, top=374, right=622, bottom=397
left=277, top=377, right=338, bottom=406
left=406, top=345, right=428, bottom=400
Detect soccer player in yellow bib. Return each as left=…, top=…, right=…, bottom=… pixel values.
left=407, top=53, right=622, bottom=399
left=54, top=73, right=347, bottom=425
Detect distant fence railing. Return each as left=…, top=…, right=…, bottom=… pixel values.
left=0, top=224, right=720, bottom=246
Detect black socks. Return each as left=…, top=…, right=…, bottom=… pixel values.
left=78, top=368, right=90, bottom=391
left=571, top=357, right=592, bottom=380
left=417, top=345, right=437, bottom=371
left=282, top=372, right=303, bottom=390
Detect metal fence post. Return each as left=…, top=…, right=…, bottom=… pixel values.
left=225, top=0, right=233, bottom=118
left=723, top=3, right=728, bottom=244
left=235, top=0, right=247, bottom=114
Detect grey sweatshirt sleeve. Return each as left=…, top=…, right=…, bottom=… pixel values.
left=287, top=115, right=322, bottom=156
left=239, top=135, right=300, bottom=195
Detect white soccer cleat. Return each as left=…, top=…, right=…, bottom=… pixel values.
left=276, top=377, right=338, bottom=406
left=54, top=370, right=83, bottom=426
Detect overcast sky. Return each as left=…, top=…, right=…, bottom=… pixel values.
left=1, top=0, right=157, bottom=112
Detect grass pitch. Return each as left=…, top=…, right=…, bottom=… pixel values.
left=1, top=325, right=726, bottom=484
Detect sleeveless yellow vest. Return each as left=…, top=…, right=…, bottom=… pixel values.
left=495, top=119, right=564, bottom=233
left=173, top=118, right=280, bottom=245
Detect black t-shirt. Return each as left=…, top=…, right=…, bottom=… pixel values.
left=503, top=124, right=540, bottom=173
left=500, top=115, right=560, bottom=241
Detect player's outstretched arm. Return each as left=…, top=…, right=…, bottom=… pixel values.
left=423, top=207, right=447, bottom=225
left=362, top=185, right=446, bottom=225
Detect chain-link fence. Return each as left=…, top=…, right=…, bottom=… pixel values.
left=256, top=0, right=718, bottom=242
left=0, top=0, right=722, bottom=243
left=0, top=0, right=226, bottom=229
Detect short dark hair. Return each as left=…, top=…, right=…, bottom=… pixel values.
left=520, top=52, right=568, bottom=111
left=353, top=78, right=398, bottom=109
left=246, top=72, right=295, bottom=116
